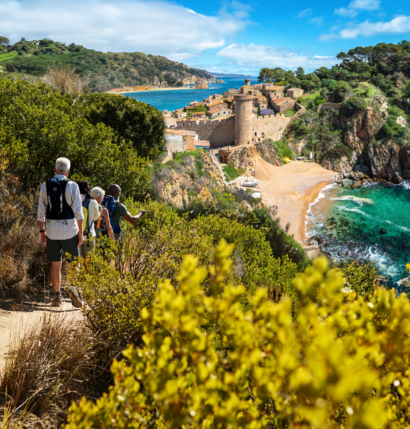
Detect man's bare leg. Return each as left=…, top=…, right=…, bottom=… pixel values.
left=50, top=261, right=63, bottom=306
left=50, top=261, right=62, bottom=292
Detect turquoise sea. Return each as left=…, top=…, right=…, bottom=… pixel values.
left=124, top=77, right=255, bottom=112
left=306, top=182, right=410, bottom=284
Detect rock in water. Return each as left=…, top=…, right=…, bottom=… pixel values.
left=351, top=180, right=362, bottom=189
left=380, top=228, right=387, bottom=234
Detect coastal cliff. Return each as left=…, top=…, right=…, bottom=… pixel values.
left=287, top=93, right=410, bottom=183
left=153, top=150, right=224, bottom=208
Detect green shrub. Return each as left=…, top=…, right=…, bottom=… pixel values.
left=68, top=207, right=298, bottom=354
left=269, top=139, right=295, bottom=159
left=67, top=251, right=410, bottom=429
left=0, top=77, right=152, bottom=201
left=222, top=163, right=244, bottom=181
left=77, top=92, right=164, bottom=159
left=341, top=96, right=367, bottom=114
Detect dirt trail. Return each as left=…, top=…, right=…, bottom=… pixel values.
left=0, top=294, right=82, bottom=373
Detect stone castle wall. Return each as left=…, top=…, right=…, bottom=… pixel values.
left=318, top=102, right=342, bottom=113
left=171, top=118, right=235, bottom=148
left=170, top=114, right=292, bottom=147
left=252, top=115, right=291, bottom=141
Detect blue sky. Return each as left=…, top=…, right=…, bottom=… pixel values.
left=1, top=0, right=410, bottom=74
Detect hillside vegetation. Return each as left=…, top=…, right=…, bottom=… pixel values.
left=0, top=38, right=213, bottom=91
left=260, top=41, right=410, bottom=180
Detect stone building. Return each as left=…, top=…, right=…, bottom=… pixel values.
left=168, top=80, right=292, bottom=148
left=271, top=97, right=296, bottom=113
left=207, top=107, right=233, bottom=118
left=174, top=110, right=187, bottom=119
left=207, top=101, right=228, bottom=113
left=287, top=88, right=304, bottom=99
left=164, top=129, right=198, bottom=153
left=191, top=112, right=207, bottom=119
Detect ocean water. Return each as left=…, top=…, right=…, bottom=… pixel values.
left=306, top=181, right=410, bottom=283
left=124, top=77, right=256, bottom=112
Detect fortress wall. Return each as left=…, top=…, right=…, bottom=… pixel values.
left=318, top=102, right=342, bottom=113
left=172, top=119, right=235, bottom=148
left=252, top=115, right=291, bottom=141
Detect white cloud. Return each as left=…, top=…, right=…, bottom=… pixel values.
left=217, top=44, right=337, bottom=71
left=309, top=17, right=324, bottom=25
left=335, top=7, right=358, bottom=18
left=334, top=0, right=380, bottom=18
left=339, top=15, right=410, bottom=38
left=0, top=0, right=246, bottom=60
left=298, top=8, right=312, bottom=18
left=349, top=0, right=380, bottom=11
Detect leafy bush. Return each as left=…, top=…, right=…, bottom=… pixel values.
left=341, top=96, right=367, bottom=115
left=340, top=260, right=379, bottom=299
left=380, top=116, right=407, bottom=140
left=68, top=206, right=299, bottom=355
left=269, top=139, right=295, bottom=159
left=77, top=92, right=164, bottom=159
left=222, top=163, right=244, bottom=181
left=67, top=250, right=410, bottom=429
left=0, top=77, right=152, bottom=201
left=314, top=97, right=326, bottom=107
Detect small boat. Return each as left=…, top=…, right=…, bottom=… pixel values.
left=251, top=191, right=262, bottom=199
left=275, top=158, right=281, bottom=167
left=284, top=157, right=291, bottom=163
left=240, top=177, right=259, bottom=187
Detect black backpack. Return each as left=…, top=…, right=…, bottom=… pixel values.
left=46, top=178, right=75, bottom=221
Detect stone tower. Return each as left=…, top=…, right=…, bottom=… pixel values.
left=245, top=79, right=251, bottom=86
left=234, top=94, right=253, bottom=146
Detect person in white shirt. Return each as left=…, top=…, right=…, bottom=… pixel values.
left=37, top=157, right=83, bottom=308
left=76, top=180, right=100, bottom=258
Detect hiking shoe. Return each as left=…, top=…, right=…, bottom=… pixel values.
left=51, top=295, right=62, bottom=307
left=66, top=287, right=82, bottom=308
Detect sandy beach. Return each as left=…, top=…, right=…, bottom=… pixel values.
left=106, top=86, right=198, bottom=95
left=258, top=161, right=336, bottom=242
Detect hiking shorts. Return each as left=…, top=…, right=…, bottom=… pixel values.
left=79, top=238, right=95, bottom=258
left=47, top=235, right=79, bottom=262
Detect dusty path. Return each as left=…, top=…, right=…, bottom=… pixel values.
left=260, top=161, right=336, bottom=242
left=0, top=293, right=83, bottom=373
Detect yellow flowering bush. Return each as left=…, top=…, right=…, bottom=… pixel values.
left=67, top=242, right=410, bottom=428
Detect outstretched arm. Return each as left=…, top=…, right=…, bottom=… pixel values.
left=123, top=210, right=149, bottom=225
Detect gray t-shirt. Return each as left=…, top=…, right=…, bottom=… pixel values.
left=112, top=201, right=128, bottom=230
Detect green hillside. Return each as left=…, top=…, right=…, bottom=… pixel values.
left=0, top=38, right=213, bottom=91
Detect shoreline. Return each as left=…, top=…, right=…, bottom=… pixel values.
left=299, top=181, right=335, bottom=241
left=106, top=86, right=213, bottom=95
left=258, top=162, right=337, bottom=243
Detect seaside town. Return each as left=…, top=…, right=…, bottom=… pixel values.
left=162, top=79, right=305, bottom=161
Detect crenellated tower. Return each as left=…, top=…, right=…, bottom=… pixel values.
left=234, top=94, right=253, bottom=146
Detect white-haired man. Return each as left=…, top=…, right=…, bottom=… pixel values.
left=37, top=157, right=84, bottom=307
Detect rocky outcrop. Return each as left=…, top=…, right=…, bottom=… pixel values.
left=153, top=151, right=224, bottom=209
left=320, top=94, right=410, bottom=182
left=221, top=143, right=279, bottom=177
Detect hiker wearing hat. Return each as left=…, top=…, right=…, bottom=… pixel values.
left=37, top=157, right=83, bottom=308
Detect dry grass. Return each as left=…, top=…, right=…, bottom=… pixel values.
left=42, top=66, right=89, bottom=95
left=0, top=313, right=100, bottom=422
left=0, top=172, right=47, bottom=298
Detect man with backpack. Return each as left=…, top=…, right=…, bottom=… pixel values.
left=103, top=184, right=148, bottom=240
left=37, top=158, right=83, bottom=308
